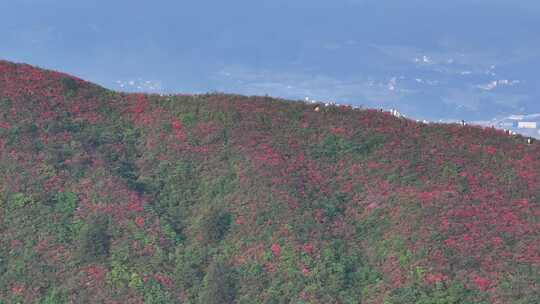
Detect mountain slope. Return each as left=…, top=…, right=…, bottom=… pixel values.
left=0, top=60, right=538, bottom=303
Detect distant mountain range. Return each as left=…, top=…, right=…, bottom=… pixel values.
left=3, top=1, right=540, bottom=127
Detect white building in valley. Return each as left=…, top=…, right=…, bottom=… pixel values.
left=518, top=121, right=537, bottom=129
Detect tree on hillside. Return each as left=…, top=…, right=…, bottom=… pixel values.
left=200, top=207, right=232, bottom=244
left=198, top=257, right=236, bottom=304
left=77, top=215, right=111, bottom=263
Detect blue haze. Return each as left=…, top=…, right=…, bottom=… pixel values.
left=2, top=0, right=540, bottom=124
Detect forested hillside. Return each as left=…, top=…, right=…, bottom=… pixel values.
left=0, top=60, right=538, bottom=303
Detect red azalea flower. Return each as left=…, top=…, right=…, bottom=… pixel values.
left=171, top=120, right=183, bottom=130
left=135, top=216, right=145, bottom=228
left=303, top=243, right=313, bottom=255
left=271, top=243, right=281, bottom=256
left=472, top=275, right=491, bottom=291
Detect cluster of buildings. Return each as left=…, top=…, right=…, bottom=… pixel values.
left=388, top=108, right=403, bottom=118
left=305, top=97, right=362, bottom=110
left=303, top=96, right=538, bottom=141
left=496, top=114, right=540, bottom=139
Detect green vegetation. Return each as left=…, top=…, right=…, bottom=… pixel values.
left=78, top=216, right=111, bottom=264
left=0, top=60, right=538, bottom=303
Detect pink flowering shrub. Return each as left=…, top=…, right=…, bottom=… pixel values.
left=0, top=61, right=538, bottom=303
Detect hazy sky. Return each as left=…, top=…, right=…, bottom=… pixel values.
left=2, top=0, right=540, bottom=121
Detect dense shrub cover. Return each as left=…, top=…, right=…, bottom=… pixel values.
left=0, top=60, right=538, bottom=303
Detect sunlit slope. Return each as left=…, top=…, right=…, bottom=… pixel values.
left=0, top=60, right=538, bottom=303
